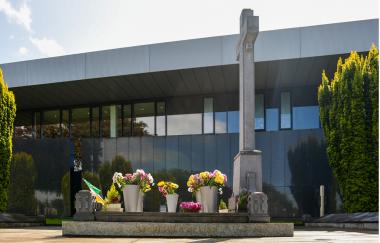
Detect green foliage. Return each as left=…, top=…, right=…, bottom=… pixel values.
left=106, top=184, right=120, bottom=203
left=219, top=199, right=227, bottom=210
left=318, top=45, right=379, bottom=212
left=0, top=68, right=16, bottom=212
left=7, top=152, right=37, bottom=215
left=98, top=155, right=132, bottom=194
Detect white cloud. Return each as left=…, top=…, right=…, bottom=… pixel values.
left=29, top=37, right=65, bottom=57
left=18, top=46, right=29, bottom=55
left=0, top=0, right=32, bottom=32
left=9, top=34, right=14, bottom=39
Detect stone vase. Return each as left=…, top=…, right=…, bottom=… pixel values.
left=200, top=186, right=218, bottom=213
left=122, top=185, right=140, bottom=212
left=105, top=203, right=122, bottom=212
left=195, top=190, right=203, bottom=212
left=137, top=191, right=144, bottom=212
left=166, top=193, right=179, bottom=213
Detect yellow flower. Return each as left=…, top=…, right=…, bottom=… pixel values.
left=171, top=183, right=179, bottom=189
left=215, top=174, right=225, bottom=185
left=187, top=175, right=194, bottom=187
left=200, top=172, right=209, bottom=180
left=157, top=181, right=165, bottom=187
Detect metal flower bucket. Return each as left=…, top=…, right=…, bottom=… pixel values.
left=200, top=186, right=218, bottom=213
left=122, top=185, right=140, bottom=212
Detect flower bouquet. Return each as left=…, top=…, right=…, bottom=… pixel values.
left=113, top=169, right=154, bottom=212
left=188, top=170, right=227, bottom=213
left=103, top=184, right=122, bottom=212
left=179, top=201, right=202, bottom=213
left=157, top=181, right=179, bottom=212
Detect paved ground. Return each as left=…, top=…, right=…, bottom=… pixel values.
left=0, top=226, right=378, bottom=242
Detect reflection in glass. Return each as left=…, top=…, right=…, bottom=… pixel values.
left=156, top=102, right=166, bottom=136
left=167, top=114, right=202, bottom=135
left=227, top=111, right=239, bottom=133
left=255, top=94, right=264, bottom=130
left=215, top=112, right=227, bottom=134
left=91, top=107, right=99, bottom=137
left=34, top=112, right=41, bottom=139
left=266, top=108, right=279, bottom=131
left=42, top=110, right=60, bottom=138
left=133, top=102, right=155, bottom=136
left=281, top=92, right=291, bottom=129
left=293, top=106, right=320, bottom=130
left=71, top=107, right=90, bottom=138
left=62, top=109, right=69, bottom=137
left=203, top=98, right=214, bottom=134
left=123, top=105, right=132, bottom=137
left=14, top=111, right=33, bottom=139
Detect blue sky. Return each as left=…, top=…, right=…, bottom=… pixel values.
left=0, top=0, right=378, bottom=64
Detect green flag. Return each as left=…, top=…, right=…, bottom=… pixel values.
left=83, top=178, right=105, bottom=204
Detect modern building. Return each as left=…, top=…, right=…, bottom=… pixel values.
left=1, top=19, right=378, bottom=218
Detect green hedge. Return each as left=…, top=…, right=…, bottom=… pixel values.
left=318, top=45, right=378, bottom=212
left=0, top=68, right=16, bottom=212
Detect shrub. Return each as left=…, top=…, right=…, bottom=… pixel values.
left=318, top=45, right=378, bottom=212
left=0, top=68, right=16, bottom=212
left=7, top=152, right=37, bottom=215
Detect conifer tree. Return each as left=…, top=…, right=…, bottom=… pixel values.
left=0, top=68, right=17, bottom=212
left=318, top=45, right=378, bottom=212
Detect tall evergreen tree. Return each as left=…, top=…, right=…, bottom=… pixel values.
left=318, top=45, right=378, bottom=212
left=0, top=68, right=17, bottom=212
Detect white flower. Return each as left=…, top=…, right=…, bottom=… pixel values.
left=112, top=172, right=123, bottom=187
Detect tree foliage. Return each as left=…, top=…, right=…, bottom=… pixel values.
left=0, top=68, right=16, bottom=212
left=318, top=45, right=378, bottom=212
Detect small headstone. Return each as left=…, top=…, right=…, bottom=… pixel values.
left=247, top=192, right=270, bottom=222
left=73, top=190, right=95, bottom=221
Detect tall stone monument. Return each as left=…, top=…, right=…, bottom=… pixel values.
left=230, top=9, right=269, bottom=222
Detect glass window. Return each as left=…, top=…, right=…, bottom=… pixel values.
left=14, top=111, right=33, bottom=139
left=266, top=108, right=279, bottom=131
left=215, top=112, right=227, bottom=134
left=227, top=111, right=239, bottom=133
left=281, top=92, right=291, bottom=129
left=167, top=114, right=202, bottom=135
left=156, top=102, right=166, bottom=136
left=123, top=104, right=132, bottom=137
left=42, top=110, right=60, bottom=138
left=91, top=107, right=100, bottom=137
left=61, top=109, right=69, bottom=137
left=102, top=105, right=122, bottom=138
left=203, top=98, right=214, bottom=134
left=293, top=106, right=320, bottom=130
left=133, top=102, right=155, bottom=136
left=255, top=94, right=264, bottom=130
left=71, top=107, right=90, bottom=138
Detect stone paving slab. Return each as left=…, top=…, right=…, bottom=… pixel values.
left=0, top=226, right=378, bottom=242
left=62, top=221, right=294, bottom=237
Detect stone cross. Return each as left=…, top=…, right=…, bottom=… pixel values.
left=230, top=9, right=269, bottom=221
left=232, top=9, right=263, bottom=195
left=236, top=9, right=259, bottom=151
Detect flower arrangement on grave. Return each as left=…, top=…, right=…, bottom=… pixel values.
left=157, top=181, right=179, bottom=212
left=103, top=184, right=123, bottom=212
left=112, top=169, right=154, bottom=212
left=187, top=170, right=227, bottom=213
left=157, top=181, right=179, bottom=196
left=179, top=201, right=202, bottom=213
left=106, top=184, right=120, bottom=204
